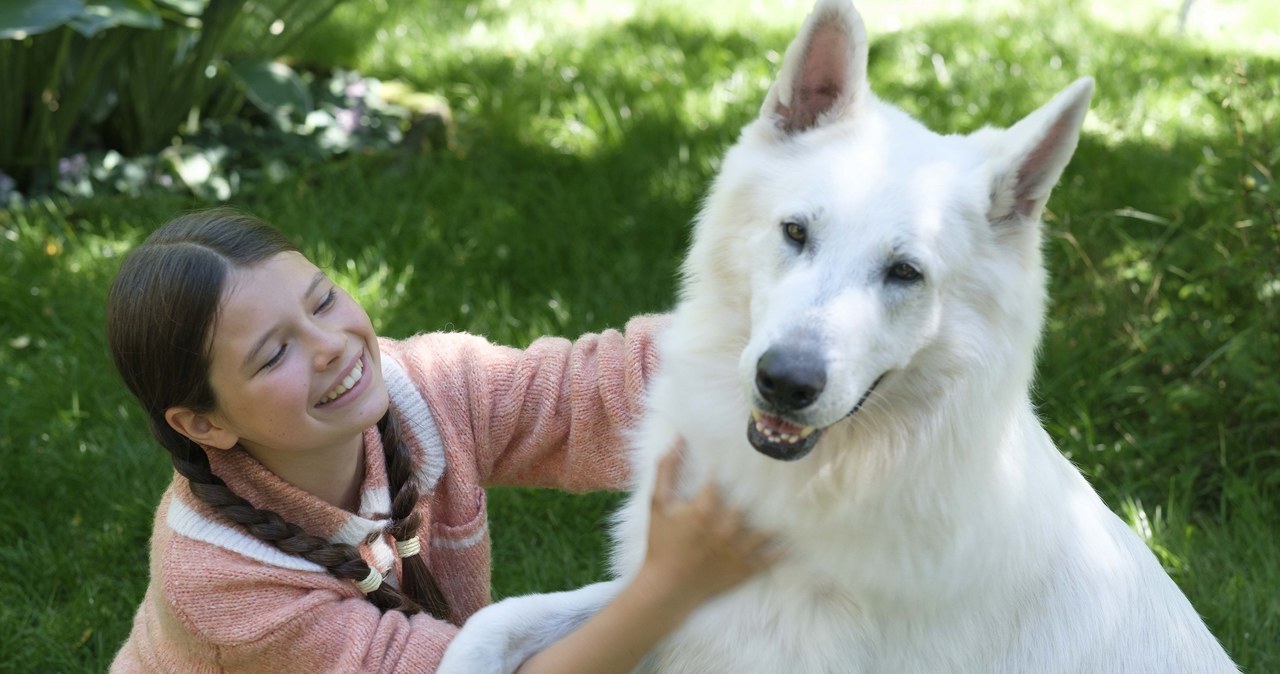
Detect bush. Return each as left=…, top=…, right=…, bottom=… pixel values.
left=0, top=0, right=346, bottom=193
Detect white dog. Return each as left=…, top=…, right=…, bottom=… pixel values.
left=440, top=0, right=1240, bottom=671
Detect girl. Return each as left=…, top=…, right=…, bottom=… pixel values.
left=106, top=209, right=775, bottom=672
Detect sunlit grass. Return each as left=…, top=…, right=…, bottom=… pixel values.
left=313, top=0, right=1280, bottom=60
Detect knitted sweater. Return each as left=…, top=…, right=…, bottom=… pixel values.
left=110, top=315, right=666, bottom=673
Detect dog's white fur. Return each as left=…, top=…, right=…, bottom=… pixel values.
left=439, top=1, right=1239, bottom=671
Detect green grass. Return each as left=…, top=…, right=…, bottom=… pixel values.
left=2, top=0, right=1277, bottom=670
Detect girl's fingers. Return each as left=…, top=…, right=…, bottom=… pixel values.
left=711, top=496, right=744, bottom=534
left=652, top=437, right=687, bottom=506
left=651, top=439, right=781, bottom=568
left=692, top=481, right=724, bottom=515
left=747, top=532, right=782, bottom=560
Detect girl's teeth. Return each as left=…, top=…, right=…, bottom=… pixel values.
left=322, top=360, right=363, bottom=403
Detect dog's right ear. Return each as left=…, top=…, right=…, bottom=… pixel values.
left=760, top=0, right=869, bottom=135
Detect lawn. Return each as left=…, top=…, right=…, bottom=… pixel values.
left=1, top=0, right=1276, bottom=670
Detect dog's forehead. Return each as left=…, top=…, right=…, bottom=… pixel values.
left=774, top=122, right=987, bottom=243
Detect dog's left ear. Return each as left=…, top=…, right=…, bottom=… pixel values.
left=985, top=77, right=1095, bottom=227
left=761, top=0, right=869, bottom=134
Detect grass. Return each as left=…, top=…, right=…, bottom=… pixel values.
left=1, top=0, right=1277, bottom=670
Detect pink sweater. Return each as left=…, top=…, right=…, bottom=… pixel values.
left=110, top=315, right=666, bottom=672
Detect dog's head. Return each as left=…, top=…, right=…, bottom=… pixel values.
left=683, top=0, right=1093, bottom=461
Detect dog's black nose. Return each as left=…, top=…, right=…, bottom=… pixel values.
left=756, top=346, right=827, bottom=411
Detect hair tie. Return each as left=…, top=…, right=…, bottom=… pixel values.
left=356, top=567, right=383, bottom=594
left=395, top=536, right=422, bottom=558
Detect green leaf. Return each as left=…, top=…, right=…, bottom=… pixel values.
left=229, top=60, right=313, bottom=118
left=154, top=0, right=207, bottom=16
left=69, top=0, right=163, bottom=38
left=0, top=0, right=84, bottom=40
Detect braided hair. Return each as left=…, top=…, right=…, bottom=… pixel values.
left=107, top=209, right=449, bottom=619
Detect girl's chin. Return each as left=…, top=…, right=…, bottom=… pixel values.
left=356, top=385, right=391, bottom=426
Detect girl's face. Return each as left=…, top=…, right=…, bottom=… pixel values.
left=196, top=251, right=389, bottom=460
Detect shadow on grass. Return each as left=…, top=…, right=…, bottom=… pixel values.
left=2, top=5, right=1276, bottom=670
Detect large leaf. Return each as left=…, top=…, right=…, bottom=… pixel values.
left=0, top=0, right=84, bottom=40
left=69, top=0, right=163, bottom=38
left=155, top=0, right=208, bottom=17
left=229, top=60, right=313, bottom=118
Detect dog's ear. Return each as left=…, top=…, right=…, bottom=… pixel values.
left=986, top=77, right=1094, bottom=227
left=761, top=0, right=869, bottom=134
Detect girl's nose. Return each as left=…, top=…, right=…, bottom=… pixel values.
left=311, top=325, right=347, bottom=370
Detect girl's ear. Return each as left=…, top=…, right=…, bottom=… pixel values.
left=165, top=407, right=239, bottom=450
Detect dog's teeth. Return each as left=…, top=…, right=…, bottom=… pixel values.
left=751, top=410, right=819, bottom=446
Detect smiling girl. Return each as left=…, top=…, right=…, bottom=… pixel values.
left=106, top=209, right=774, bottom=672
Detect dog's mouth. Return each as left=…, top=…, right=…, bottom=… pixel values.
left=748, top=411, right=823, bottom=461
left=747, top=373, right=885, bottom=461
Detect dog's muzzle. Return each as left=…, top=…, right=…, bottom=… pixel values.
left=747, top=373, right=885, bottom=461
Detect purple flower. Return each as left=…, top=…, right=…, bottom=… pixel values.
left=58, top=153, right=89, bottom=181
left=344, top=77, right=368, bottom=101
left=334, top=108, right=360, bottom=134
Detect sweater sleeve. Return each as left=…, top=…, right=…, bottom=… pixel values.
left=389, top=314, right=668, bottom=493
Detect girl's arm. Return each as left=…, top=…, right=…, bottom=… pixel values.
left=385, top=314, right=668, bottom=494
left=515, top=445, right=777, bottom=674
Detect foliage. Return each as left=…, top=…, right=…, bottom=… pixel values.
left=11, top=68, right=421, bottom=203
left=0, top=0, right=346, bottom=192
left=0, top=0, right=1276, bottom=671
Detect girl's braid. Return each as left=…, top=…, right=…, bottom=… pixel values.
left=165, top=426, right=428, bottom=614
left=379, top=413, right=451, bottom=620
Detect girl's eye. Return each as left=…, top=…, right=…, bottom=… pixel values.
left=316, top=288, right=337, bottom=313
left=260, top=344, right=287, bottom=371
left=782, top=220, right=807, bottom=246
left=887, top=262, right=923, bottom=283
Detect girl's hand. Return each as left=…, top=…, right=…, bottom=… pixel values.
left=513, top=438, right=779, bottom=674
left=637, top=438, right=780, bottom=610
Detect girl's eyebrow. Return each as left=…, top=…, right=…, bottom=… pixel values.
left=240, top=271, right=328, bottom=370
left=304, top=270, right=327, bottom=297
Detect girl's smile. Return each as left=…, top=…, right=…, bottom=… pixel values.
left=316, top=353, right=370, bottom=408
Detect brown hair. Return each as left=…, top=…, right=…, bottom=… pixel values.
left=107, top=209, right=448, bottom=619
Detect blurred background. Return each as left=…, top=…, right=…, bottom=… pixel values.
left=1, top=0, right=1276, bottom=670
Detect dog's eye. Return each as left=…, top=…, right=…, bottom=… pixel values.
left=782, top=220, right=807, bottom=246
left=887, top=262, right=923, bottom=282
